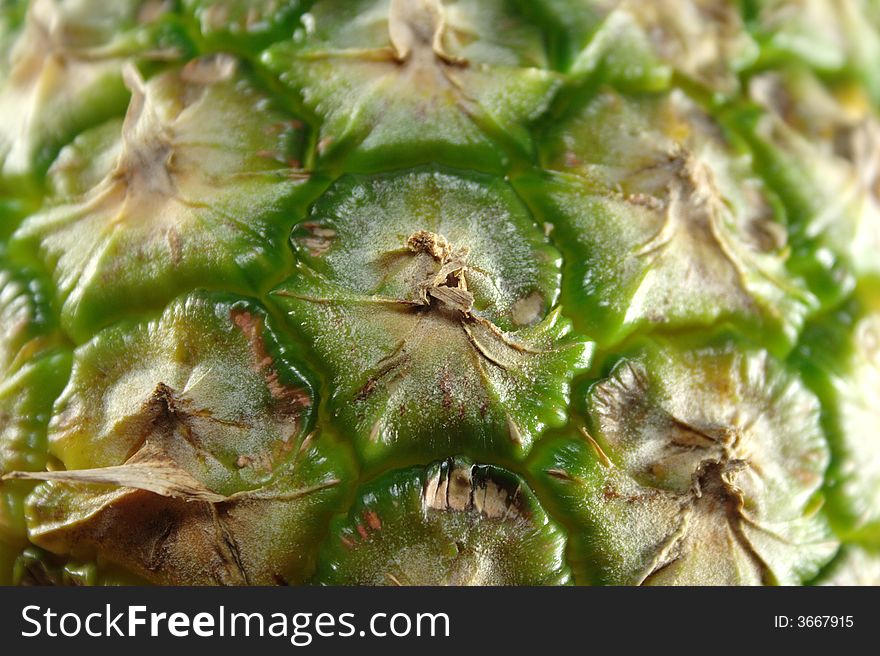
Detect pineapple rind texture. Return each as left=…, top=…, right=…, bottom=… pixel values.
left=522, top=86, right=813, bottom=353
left=793, top=281, right=880, bottom=544
left=0, top=0, right=185, bottom=188
left=0, top=0, right=878, bottom=585
left=272, top=167, right=593, bottom=467
left=9, top=54, right=310, bottom=342
left=14, top=290, right=354, bottom=585
left=0, top=255, right=70, bottom=550
left=529, top=336, right=836, bottom=585
left=314, top=457, right=572, bottom=585
left=261, top=0, right=562, bottom=173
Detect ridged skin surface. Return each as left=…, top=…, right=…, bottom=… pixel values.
left=0, top=0, right=878, bottom=585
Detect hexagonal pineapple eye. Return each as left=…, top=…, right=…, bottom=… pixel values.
left=7, top=291, right=353, bottom=585
left=272, top=168, right=592, bottom=465
left=262, top=0, right=561, bottom=171
left=524, top=88, right=813, bottom=350
left=13, top=55, right=309, bottom=340
left=533, top=338, right=837, bottom=585
left=314, top=458, right=572, bottom=586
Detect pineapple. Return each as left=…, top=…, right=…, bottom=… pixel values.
left=0, top=0, right=878, bottom=586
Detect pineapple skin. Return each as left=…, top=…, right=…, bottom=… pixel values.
left=0, top=0, right=878, bottom=586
